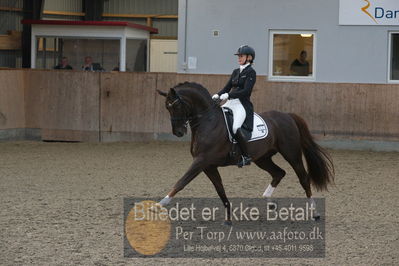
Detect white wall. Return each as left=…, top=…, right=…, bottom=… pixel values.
left=178, top=0, right=397, bottom=83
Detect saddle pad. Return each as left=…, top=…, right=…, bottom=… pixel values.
left=222, top=107, right=268, bottom=143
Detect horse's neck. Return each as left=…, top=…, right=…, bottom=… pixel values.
left=184, top=90, right=224, bottom=135
left=190, top=106, right=224, bottom=136
left=190, top=106, right=227, bottom=156
left=191, top=99, right=212, bottom=115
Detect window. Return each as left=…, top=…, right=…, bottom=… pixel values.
left=35, top=37, right=120, bottom=71
left=33, top=37, right=148, bottom=72
left=268, top=30, right=316, bottom=81
left=389, top=32, right=399, bottom=82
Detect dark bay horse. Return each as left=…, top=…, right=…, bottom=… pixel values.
left=156, top=82, right=334, bottom=224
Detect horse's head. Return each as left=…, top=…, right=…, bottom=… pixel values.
left=157, top=88, right=190, bottom=137
left=158, top=82, right=214, bottom=137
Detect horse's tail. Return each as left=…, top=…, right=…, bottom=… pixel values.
left=289, top=113, right=334, bottom=191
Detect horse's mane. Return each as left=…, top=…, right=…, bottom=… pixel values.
left=173, top=82, right=212, bottom=99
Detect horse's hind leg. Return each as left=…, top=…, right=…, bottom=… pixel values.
left=293, top=163, right=313, bottom=198
left=255, top=156, right=286, bottom=198
left=281, top=150, right=320, bottom=219
left=290, top=159, right=320, bottom=219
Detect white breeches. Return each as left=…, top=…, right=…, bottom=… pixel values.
left=222, top=99, right=246, bottom=134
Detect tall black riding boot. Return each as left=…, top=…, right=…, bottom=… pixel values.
left=234, top=128, right=252, bottom=168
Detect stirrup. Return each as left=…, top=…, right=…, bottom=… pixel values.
left=237, top=155, right=252, bottom=168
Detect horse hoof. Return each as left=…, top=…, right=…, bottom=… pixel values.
left=223, top=220, right=232, bottom=226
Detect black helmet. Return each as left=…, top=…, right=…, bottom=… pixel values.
left=234, top=45, right=255, bottom=62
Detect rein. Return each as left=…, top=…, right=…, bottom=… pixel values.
left=169, top=94, right=219, bottom=129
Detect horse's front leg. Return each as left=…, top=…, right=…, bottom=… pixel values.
left=203, top=167, right=232, bottom=226
left=157, top=157, right=205, bottom=207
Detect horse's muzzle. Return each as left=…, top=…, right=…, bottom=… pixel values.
left=173, top=125, right=187, bottom=137
left=174, top=131, right=184, bottom=137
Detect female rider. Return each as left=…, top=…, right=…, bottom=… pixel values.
left=212, top=45, right=256, bottom=167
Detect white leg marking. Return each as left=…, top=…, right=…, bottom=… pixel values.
left=309, top=197, right=320, bottom=219
left=159, top=195, right=172, bottom=206
left=262, top=184, right=275, bottom=198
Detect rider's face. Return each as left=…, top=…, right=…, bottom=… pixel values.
left=237, top=54, right=247, bottom=65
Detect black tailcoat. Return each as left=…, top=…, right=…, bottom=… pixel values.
left=218, top=65, right=256, bottom=132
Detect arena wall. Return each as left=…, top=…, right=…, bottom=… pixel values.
left=0, top=69, right=398, bottom=148
left=0, top=70, right=26, bottom=140
left=24, top=70, right=100, bottom=142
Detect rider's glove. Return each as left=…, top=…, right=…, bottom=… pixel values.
left=212, top=94, right=219, bottom=100
left=220, top=93, right=229, bottom=101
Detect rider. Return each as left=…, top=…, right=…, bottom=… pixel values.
left=212, top=45, right=256, bottom=167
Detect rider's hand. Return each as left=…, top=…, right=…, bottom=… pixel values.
left=212, top=94, right=220, bottom=100
left=220, top=93, right=229, bottom=101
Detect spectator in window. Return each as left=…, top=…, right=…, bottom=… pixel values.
left=54, top=57, right=73, bottom=70
left=82, top=56, right=104, bottom=71
left=290, top=50, right=310, bottom=76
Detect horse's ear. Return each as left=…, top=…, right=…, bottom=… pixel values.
left=156, top=89, right=167, bottom=97
left=169, top=88, right=177, bottom=96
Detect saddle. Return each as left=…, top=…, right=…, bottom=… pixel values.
left=222, top=107, right=268, bottom=143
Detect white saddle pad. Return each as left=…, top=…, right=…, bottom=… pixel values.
left=222, top=109, right=269, bottom=143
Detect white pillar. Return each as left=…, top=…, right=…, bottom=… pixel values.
left=120, top=36, right=126, bottom=72
left=146, top=38, right=150, bottom=72
left=31, top=32, right=36, bottom=69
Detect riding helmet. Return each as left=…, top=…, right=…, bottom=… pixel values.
left=234, top=45, right=255, bottom=62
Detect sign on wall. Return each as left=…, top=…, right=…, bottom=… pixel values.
left=339, top=0, right=399, bottom=25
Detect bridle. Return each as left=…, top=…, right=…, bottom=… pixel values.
left=168, top=95, right=193, bottom=123
left=167, top=93, right=219, bottom=129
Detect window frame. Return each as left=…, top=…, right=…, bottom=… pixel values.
left=387, top=31, right=399, bottom=83
left=268, top=30, right=317, bottom=82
